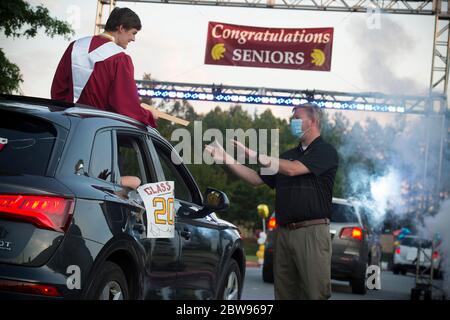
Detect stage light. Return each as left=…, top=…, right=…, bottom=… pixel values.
left=139, top=89, right=405, bottom=113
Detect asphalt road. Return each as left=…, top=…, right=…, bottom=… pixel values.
left=242, top=266, right=445, bottom=300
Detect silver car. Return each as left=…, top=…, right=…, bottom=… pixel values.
left=393, top=235, right=442, bottom=278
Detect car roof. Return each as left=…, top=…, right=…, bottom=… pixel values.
left=402, top=235, right=430, bottom=241
left=332, top=197, right=353, bottom=207
left=0, top=94, right=160, bottom=136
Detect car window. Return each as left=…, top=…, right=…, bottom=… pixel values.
left=401, top=237, right=432, bottom=248
left=90, top=130, right=112, bottom=182
left=155, top=150, right=193, bottom=203
left=0, top=111, right=59, bottom=176
left=116, top=133, right=149, bottom=184
left=359, top=207, right=372, bottom=230
left=331, top=203, right=359, bottom=223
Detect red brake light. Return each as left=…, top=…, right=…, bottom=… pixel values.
left=340, top=227, right=363, bottom=241
left=395, top=247, right=401, bottom=255
left=268, top=216, right=277, bottom=230
left=352, top=228, right=363, bottom=240
left=0, top=195, right=74, bottom=232
left=0, top=279, right=60, bottom=297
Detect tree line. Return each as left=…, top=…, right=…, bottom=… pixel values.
left=147, top=95, right=416, bottom=228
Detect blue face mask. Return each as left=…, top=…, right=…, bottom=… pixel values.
left=290, top=119, right=305, bottom=138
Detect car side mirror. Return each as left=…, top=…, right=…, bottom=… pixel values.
left=185, top=188, right=229, bottom=219
left=203, top=187, right=229, bottom=212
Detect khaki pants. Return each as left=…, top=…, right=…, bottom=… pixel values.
left=273, top=223, right=332, bottom=300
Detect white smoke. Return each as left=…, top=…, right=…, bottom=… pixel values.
left=348, top=15, right=427, bottom=95
left=333, top=110, right=448, bottom=298
left=344, top=165, right=404, bottom=226
left=369, top=168, right=403, bottom=222
left=337, top=113, right=446, bottom=228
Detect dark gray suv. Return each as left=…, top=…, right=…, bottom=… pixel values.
left=262, top=197, right=382, bottom=295
left=0, top=95, right=245, bottom=300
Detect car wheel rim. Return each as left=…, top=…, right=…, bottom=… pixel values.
left=223, top=271, right=239, bottom=300
left=99, top=281, right=123, bottom=300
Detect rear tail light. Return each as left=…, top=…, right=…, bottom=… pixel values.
left=0, top=195, right=74, bottom=232
left=395, top=247, right=401, bottom=255
left=0, top=279, right=60, bottom=297
left=432, top=251, right=440, bottom=260
left=340, top=227, right=363, bottom=241
left=267, top=216, right=277, bottom=230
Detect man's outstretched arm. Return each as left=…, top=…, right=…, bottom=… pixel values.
left=232, top=140, right=310, bottom=177
left=227, top=162, right=264, bottom=186
left=259, top=155, right=310, bottom=177
left=204, top=143, right=264, bottom=187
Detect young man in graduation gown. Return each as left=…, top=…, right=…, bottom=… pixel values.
left=51, top=7, right=157, bottom=128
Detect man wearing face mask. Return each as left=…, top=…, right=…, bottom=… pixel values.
left=51, top=7, right=157, bottom=128
left=205, top=103, right=338, bottom=300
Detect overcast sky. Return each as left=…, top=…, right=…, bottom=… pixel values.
left=0, top=0, right=436, bottom=124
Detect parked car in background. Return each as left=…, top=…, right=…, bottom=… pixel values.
left=262, top=198, right=382, bottom=295
left=0, top=95, right=245, bottom=300
left=393, top=235, right=442, bottom=278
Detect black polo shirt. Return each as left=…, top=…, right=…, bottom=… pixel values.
left=259, top=136, right=338, bottom=226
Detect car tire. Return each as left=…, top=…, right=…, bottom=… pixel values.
left=262, top=263, right=274, bottom=283
left=393, top=265, right=400, bottom=275
left=401, top=269, right=407, bottom=276
left=350, top=263, right=368, bottom=295
left=218, top=259, right=242, bottom=300
left=86, top=261, right=129, bottom=300
left=351, top=263, right=368, bottom=295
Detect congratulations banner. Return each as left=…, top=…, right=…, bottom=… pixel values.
left=204, top=21, right=334, bottom=71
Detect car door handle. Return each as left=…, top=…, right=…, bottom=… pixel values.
left=180, top=229, right=191, bottom=240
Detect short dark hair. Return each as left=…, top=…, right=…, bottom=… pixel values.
left=105, top=7, right=141, bottom=32
left=293, top=103, right=323, bottom=130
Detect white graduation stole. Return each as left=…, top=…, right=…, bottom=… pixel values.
left=71, top=36, right=123, bottom=103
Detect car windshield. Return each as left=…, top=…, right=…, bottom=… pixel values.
left=331, top=203, right=358, bottom=223
left=401, top=237, right=432, bottom=248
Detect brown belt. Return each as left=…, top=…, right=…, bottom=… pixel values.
left=281, top=218, right=330, bottom=230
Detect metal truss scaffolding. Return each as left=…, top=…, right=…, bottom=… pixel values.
left=136, top=80, right=447, bottom=115
left=95, top=0, right=450, bottom=194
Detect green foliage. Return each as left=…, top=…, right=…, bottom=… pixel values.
left=0, top=1, right=73, bottom=39
left=140, top=82, right=410, bottom=228
left=0, top=49, right=22, bottom=94
left=0, top=1, right=74, bottom=94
